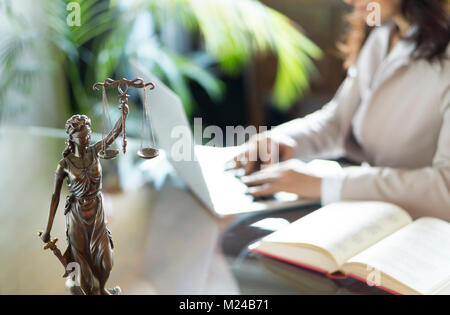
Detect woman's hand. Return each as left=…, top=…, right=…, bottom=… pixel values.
left=230, top=131, right=297, bottom=175
left=241, top=159, right=322, bottom=200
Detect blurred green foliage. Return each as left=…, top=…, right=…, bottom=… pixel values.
left=152, top=0, right=323, bottom=110
left=0, top=0, right=322, bottom=124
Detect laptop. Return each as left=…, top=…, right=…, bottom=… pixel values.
left=132, top=62, right=321, bottom=217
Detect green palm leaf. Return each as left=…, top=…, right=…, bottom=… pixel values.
left=154, top=0, right=323, bottom=110
left=2, top=0, right=322, bottom=122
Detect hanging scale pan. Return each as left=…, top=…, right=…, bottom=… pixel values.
left=137, top=148, right=159, bottom=159
left=98, top=149, right=120, bottom=160
left=138, top=82, right=159, bottom=160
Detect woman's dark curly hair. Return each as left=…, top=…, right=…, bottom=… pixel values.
left=63, top=114, right=92, bottom=158
left=339, top=0, right=450, bottom=68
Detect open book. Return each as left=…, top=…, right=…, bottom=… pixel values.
left=249, top=201, right=450, bottom=295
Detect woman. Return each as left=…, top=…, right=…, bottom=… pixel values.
left=41, top=105, right=127, bottom=295
left=233, top=0, right=450, bottom=219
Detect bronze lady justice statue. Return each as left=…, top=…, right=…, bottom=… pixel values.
left=40, top=78, right=156, bottom=295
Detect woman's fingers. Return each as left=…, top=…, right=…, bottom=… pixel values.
left=231, top=146, right=258, bottom=175
left=226, top=133, right=297, bottom=174
left=241, top=172, right=279, bottom=186
left=247, top=183, right=281, bottom=197
left=240, top=161, right=295, bottom=196
left=238, top=158, right=322, bottom=199
left=241, top=165, right=281, bottom=186
left=228, top=134, right=271, bottom=172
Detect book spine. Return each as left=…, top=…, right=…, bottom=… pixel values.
left=250, top=248, right=334, bottom=276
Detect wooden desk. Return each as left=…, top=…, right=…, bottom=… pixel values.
left=0, top=126, right=388, bottom=295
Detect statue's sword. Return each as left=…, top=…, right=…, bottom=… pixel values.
left=37, top=231, right=68, bottom=272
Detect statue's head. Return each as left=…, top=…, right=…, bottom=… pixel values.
left=63, top=114, right=92, bottom=157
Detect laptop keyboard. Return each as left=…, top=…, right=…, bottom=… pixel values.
left=195, top=145, right=278, bottom=206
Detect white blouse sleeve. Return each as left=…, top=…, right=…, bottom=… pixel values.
left=321, top=172, right=345, bottom=206
left=271, top=66, right=361, bottom=161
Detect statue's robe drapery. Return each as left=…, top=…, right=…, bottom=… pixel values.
left=62, top=147, right=113, bottom=293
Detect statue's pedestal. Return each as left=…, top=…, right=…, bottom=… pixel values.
left=65, top=278, right=122, bottom=295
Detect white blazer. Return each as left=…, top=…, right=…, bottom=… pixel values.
left=274, top=21, right=450, bottom=220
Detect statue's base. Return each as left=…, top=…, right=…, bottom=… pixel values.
left=65, top=278, right=122, bottom=295
left=107, top=286, right=122, bottom=295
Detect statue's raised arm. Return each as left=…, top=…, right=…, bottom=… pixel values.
left=93, top=103, right=128, bottom=155
left=92, top=78, right=154, bottom=156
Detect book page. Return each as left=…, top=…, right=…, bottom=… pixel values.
left=263, top=201, right=412, bottom=267
left=345, top=218, right=450, bottom=295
